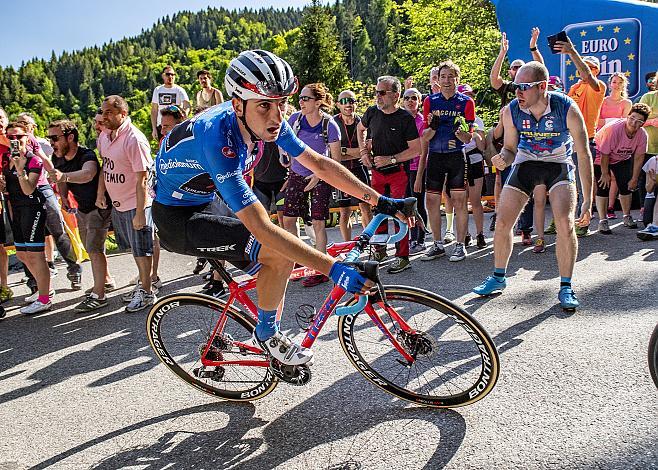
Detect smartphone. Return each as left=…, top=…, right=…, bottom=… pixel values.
left=547, top=31, right=568, bottom=54
left=9, top=140, right=20, bottom=157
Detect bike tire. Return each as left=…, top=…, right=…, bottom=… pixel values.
left=649, top=322, right=658, bottom=389
left=146, top=293, right=277, bottom=401
left=338, top=285, right=499, bottom=408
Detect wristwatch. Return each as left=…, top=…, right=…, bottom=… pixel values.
left=390, top=156, right=397, bottom=164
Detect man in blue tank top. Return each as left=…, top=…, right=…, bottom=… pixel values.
left=152, top=50, right=411, bottom=368
left=472, top=61, right=593, bottom=310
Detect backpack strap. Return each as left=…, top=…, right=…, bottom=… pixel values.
left=320, top=112, right=331, bottom=146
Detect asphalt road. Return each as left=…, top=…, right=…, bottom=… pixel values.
left=0, top=211, right=657, bottom=469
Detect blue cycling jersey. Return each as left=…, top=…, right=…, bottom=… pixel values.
left=509, top=91, right=575, bottom=166
left=423, top=92, right=475, bottom=153
left=154, top=102, right=306, bottom=213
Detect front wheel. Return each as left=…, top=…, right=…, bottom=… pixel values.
left=338, top=286, right=499, bottom=408
left=146, top=293, right=277, bottom=401
left=649, top=322, right=658, bottom=389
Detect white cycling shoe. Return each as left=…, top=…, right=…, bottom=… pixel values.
left=253, top=330, right=314, bottom=366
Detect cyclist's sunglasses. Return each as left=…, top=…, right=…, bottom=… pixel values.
left=513, top=80, right=546, bottom=91
left=338, top=97, right=356, bottom=105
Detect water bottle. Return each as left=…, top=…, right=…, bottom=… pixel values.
left=491, top=0, right=658, bottom=99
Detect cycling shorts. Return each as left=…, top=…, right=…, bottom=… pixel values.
left=10, top=203, right=47, bottom=252
left=504, top=161, right=575, bottom=197
left=337, top=159, right=370, bottom=208
left=426, top=150, right=467, bottom=195
left=283, top=171, right=331, bottom=221
left=152, top=201, right=261, bottom=275
left=467, top=159, right=485, bottom=187
left=594, top=158, right=634, bottom=197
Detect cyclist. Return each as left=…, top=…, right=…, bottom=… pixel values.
left=472, top=61, right=593, bottom=310
left=153, top=50, right=410, bottom=367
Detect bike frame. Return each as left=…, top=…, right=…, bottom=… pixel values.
left=199, top=239, right=417, bottom=369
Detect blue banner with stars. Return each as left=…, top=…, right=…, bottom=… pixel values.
left=563, top=19, right=640, bottom=97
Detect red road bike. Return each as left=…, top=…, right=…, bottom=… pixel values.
left=147, top=210, right=499, bottom=408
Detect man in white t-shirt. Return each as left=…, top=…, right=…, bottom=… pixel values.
left=150, top=65, right=190, bottom=141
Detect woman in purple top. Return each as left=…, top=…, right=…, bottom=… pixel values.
left=282, top=83, right=341, bottom=287
left=1, top=122, right=52, bottom=314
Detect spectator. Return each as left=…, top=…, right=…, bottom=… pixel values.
left=98, top=95, right=157, bottom=312
left=1, top=122, right=52, bottom=314
left=418, top=62, right=475, bottom=263
left=196, top=70, right=224, bottom=109
left=16, top=112, right=53, bottom=157
left=282, top=83, right=341, bottom=287
left=639, top=69, right=658, bottom=209
left=150, top=65, right=190, bottom=141
left=358, top=75, right=420, bottom=273
left=637, top=155, right=658, bottom=240
left=334, top=89, right=372, bottom=241
left=0, top=108, right=13, bottom=303
left=402, top=87, right=429, bottom=254
left=159, top=105, right=186, bottom=140
left=645, top=72, right=656, bottom=94
left=557, top=36, right=606, bottom=236
left=49, top=119, right=114, bottom=311
left=593, top=103, right=649, bottom=234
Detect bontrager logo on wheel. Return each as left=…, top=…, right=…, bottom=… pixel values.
left=150, top=300, right=180, bottom=366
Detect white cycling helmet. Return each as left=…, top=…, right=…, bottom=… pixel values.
left=225, top=50, right=298, bottom=100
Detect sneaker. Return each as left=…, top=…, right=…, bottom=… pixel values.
left=476, top=233, right=487, bottom=249
left=489, top=213, right=497, bottom=232
left=521, top=231, right=532, bottom=246
left=0, top=285, right=13, bottom=303
left=575, top=225, right=589, bottom=238
left=545, top=219, right=557, bottom=235
left=67, top=272, right=82, bottom=290
left=533, top=237, right=546, bottom=253
left=122, top=283, right=141, bottom=303
left=152, top=277, right=163, bottom=293
left=253, top=330, right=313, bottom=366
left=125, top=288, right=156, bottom=313
left=301, top=274, right=329, bottom=288
left=20, top=299, right=52, bottom=315
left=408, top=241, right=425, bottom=255
left=558, top=286, right=579, bottom=310
left=449, top=243, right=467, bottom=262
left=202, top=281, right=228, bottom=299
left=607, top=209, right=617, bottom=219
left=421, top=242, right=446, bottom=261
left=387, top=257, right=411, bottom=274
left=473, top=275, right=507, bottom=296
left=637, top=224, right=658, bottom=241
left=25, top=289, right=55, bottom=304
left=371, top=247, right=388, bottom=262
left=193, top=258, right=207, bottom=275
left=75, top=293, right=108, bottom=312
left=49, top=266, right=58, bottom=278
left=622, top=215, right=638, bottom=229
left=464, top=233, right=472, bottom=247
left=443, top=230, right=455, bottom=244
left=85, top=279, right=117, bottom=294
left=202, top=270, right=214, bottom=281
left=597, top=219, right=612, bottom=235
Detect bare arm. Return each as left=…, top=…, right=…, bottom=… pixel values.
left=629, top=150, right=645, bottom=190
left=490, top=32, right=509, bottom=91
left=356, top=121, right=373, bottom=167
left=150, top=103, right=159, bottom=139
left=132, top=171, right=148, bottom=230
left=96, top=170, right=107, bottom=209
left=567, top=105, right=594, bottom=223
left=54, top=161, right=98, bottom=185
left=373, top=138, right=421, bottom=167
left=36, top=148, right=55, bottom=173
left=491, top=106, right=519, bottom=170
left=554, top=36, right=601, bottom=91
left=529, top=27, right=545, bottom=64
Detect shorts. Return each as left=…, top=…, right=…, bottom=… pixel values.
left=467, top=159, right=485, bottom=187
left=111, top=207, right=154, bottom=257
left=76, top=208, right=112, bottom=253
left=594, top=158, right=634, bottom=197
left=283, top=171, right=331, bottom=221
left=152, top=201, right=261, bottom=275
left=10, top=203, right=47, bottom=252
left=426, top=150, right=468, bottom=195
left=0, top=206, right=6, bottom=245
left=254, top=179, right=286, bottom=212
left=505, top=161, right=575, bottom=197
left=337, top=160, right=370, bottom=207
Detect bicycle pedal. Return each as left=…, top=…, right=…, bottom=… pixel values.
left=193, top=366, right=225, bottom=381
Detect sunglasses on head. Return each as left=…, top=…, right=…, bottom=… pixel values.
left=338, top=97, right=356, bottom=105
left=403, top=95, right=418, bottom=101
left=513, top=80, right=545, bottom=91
left=6, top=134, right=27, bottom=140
left=166, top=105, right=182, bottom=113
left=299, top=96, right=316, bottom=102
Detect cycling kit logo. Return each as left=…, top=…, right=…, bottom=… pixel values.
left=222, top=146, right=237, bottom=158
left=158, top=159, right=203, bottom=175
left=562, top=18, right=641, bottom=97
left=179, top=173, right=216, bottom=195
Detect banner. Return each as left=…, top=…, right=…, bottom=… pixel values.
left=491, top=0, right=658, bottom=99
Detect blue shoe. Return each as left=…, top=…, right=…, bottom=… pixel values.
left=558, top=286, right=579, bottom=310
left=473, top=276, right=506, bottom=296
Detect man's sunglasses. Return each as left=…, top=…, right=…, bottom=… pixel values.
left=338, top=97, right=356, bottom=105
left=299, top=96, right=316, bottom=102
left=513, top=80, right=546, bottom=91
left=164, top=72, right=176, bottom=77
left=6, top=134, right=27, bottom=140
left=47, top=134, right=66, bottom=141
left=375, top=90, right=392, bottom=96
left=403, top=96, right=419, bottom=101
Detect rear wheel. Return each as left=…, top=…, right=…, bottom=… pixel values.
left=338, top=286, right=499, bottom=408
left=147, top=293, right=277, bottom=401
left=649, top=322, right=658, bottom=389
